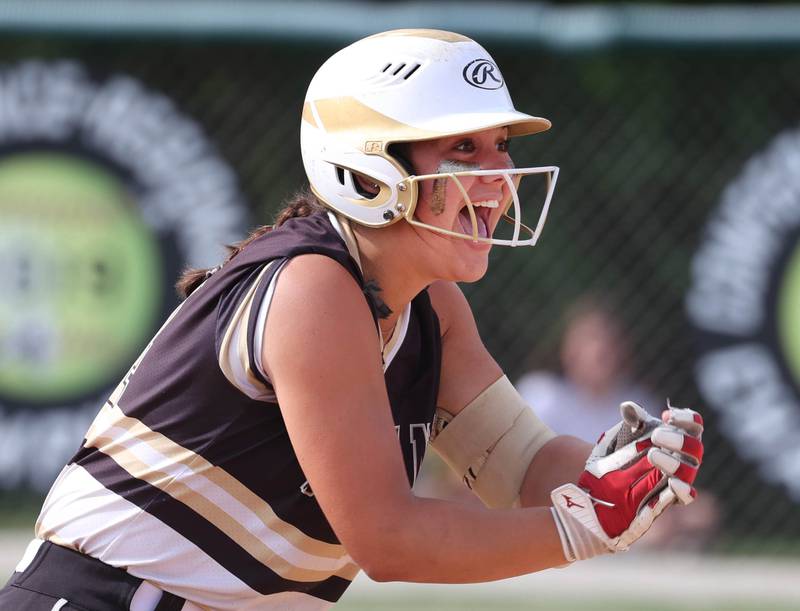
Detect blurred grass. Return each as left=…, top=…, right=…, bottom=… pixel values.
left=338, top=598, right=799, bottom=611
left=713, top=535, right=800, bottom=558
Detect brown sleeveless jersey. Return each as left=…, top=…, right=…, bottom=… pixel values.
left=36, top=212, right=442, bottom=609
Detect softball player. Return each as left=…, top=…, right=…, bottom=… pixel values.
left=0, top=29, right=704, bottom=610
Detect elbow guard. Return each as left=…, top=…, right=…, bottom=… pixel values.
left=430, top=375, right=556, bottom=508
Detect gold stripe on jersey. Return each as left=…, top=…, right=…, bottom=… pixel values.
left=217, top=263, right=274, bottom=399
left=83, top=403, right=359, bottom=582
left=90, top=436, right=354, bottom=583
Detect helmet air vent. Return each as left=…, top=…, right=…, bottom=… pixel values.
left=403, top=64, right=421, bottom=80
left=374, top=61, right=423, bottom=85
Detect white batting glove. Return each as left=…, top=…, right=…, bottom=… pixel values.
left=550, top=402, right=704, bottom=562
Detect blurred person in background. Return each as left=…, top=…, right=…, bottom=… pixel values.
left=518, top=294, right=719, bottom=551
left=517, top=294, right=658, bottom=441
left=1, top=30, right=704, bottom=610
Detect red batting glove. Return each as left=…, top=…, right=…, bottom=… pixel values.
left=551, top=401, right=705, bottom=561
left=648, top=405, right=704, bottom=505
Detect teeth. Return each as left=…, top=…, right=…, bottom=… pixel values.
left=472, top=200, right=499, bottom=208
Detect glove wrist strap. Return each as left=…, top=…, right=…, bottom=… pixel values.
left=550, top=484, right=616, bottom=562
left=549, top=507, right=576, bottom=563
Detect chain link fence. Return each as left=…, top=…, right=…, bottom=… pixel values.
left=1, top=10, right=799, bottom=554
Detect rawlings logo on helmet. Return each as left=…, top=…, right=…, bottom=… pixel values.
left=462, top=59, right=504, bottom=90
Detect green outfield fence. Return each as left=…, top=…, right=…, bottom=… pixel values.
left=1, top=1, right=800, bottom=554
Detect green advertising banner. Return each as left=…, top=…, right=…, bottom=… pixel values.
left=0, top=3, right=799, bottom=547
left=0, top=59, right=247, bottom=489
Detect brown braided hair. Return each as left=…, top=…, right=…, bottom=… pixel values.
left=175, top=188, right=326, bottom=298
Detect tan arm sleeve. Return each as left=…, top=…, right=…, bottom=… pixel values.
left=430, top=375, right=556, bottom=508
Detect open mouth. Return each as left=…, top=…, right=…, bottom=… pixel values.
left=457, top=200, right=498, bottom=239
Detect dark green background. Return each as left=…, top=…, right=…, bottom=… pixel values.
left=1, top=30, right=799, bottom=552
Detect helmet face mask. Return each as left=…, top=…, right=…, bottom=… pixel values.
left=402, top=165, right=559, bottom=246
left=301, top=28, right=559, bottom=246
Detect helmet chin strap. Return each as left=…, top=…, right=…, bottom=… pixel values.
left=431, top=160, right=480, bottom=215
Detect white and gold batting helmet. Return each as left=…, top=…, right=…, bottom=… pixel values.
left=300, top=29, right=559, bottom=246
